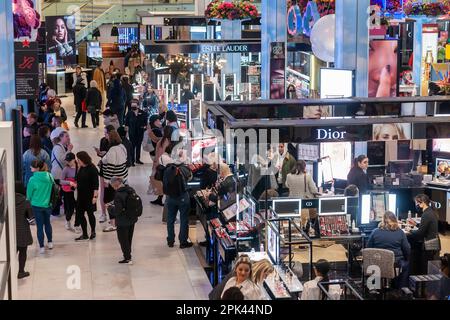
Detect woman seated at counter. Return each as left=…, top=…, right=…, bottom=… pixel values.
left=221, top=255, right=263, bottom=300
left=301, top=259, right=341, bottom=300
left=366, top=211, right=411, bottom=288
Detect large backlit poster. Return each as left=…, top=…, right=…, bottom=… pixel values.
left=368, top=39, right=399, bottom=97
left=372, top=123, right=411, bottom=141
left=270, top=42, right=286, bottom=99
left=46, top=15, right=76, bottom=66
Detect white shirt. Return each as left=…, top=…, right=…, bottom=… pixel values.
left=221, top=277, right=263, bottom=300
left=300, top=277, right=341, bottom=300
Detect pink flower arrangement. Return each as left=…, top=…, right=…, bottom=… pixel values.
left=12, top=0, right=41, bottom=39
left=205, top=0, right=259, bottom=20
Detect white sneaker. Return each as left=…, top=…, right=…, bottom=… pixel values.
left=103, top=225, right=117, bottom=232
left=65, top=221, right=71, bottom=230
left=39, top=247, right=45, bottom=254
left=99, top=214, right=107, bottom=223
left=48, top=242, right=53, bottom=250
left=74, top=226, right=82, bottom=234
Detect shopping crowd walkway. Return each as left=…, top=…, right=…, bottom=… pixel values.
left=17, top=99, right=212, bottom=299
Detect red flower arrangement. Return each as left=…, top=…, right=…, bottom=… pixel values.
left=205, top=0, right=259, bottom=20
left=316, top=0, right=335, bottom=17
left=404, top=0, right=450, bottom=16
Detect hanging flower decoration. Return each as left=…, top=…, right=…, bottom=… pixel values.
left=12, top=0, right=41, bottom=39
left=205, top=0, right=259, bottom=20
left=316, top=0, right=335, bottom=17
left=403, top=0, right=450, bottom=16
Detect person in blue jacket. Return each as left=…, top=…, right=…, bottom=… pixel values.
left=367, top=211, right=411, bottom=288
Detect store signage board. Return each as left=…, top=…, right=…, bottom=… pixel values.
left=287, top=1, right=320, bottom=38
left=145, top=43, right=261, bottom=54
left=14, top=41, right=39, bottom=100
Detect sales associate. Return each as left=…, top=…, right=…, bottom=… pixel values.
left=347, top=155, right=370, bottom=194
left=407, top=194, right=440, bottom=275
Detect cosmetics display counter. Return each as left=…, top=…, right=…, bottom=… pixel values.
left=46, top=67, right=93, bottom=95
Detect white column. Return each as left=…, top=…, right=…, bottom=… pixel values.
left=260, top=0, right=287, bottom=99
left=0, top=0, right=17, bottom=120
left=335, top=0, right=370, bottom=97
left=221, top=19, right=242, bottom=83
left=0, top=123, right=18, bottom=299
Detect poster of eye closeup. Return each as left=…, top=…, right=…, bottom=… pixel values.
left=46, top=15, right=76, bottom=66
left=368, top=39, right=399, bottom=97
left=372, top=123, right=411, bottom=141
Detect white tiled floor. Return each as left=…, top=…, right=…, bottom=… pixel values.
left=17, top=96, right=212, bottom=300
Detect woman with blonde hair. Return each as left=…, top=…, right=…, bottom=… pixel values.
left=251, top=259, right=274, bottom=299
left=373, top=123, right=407, bottom=141
left=221, top=255, right=262, bottom=300
left=85, top=79, right=103, bottom=128
left=367, top=211, right=410, bottom=288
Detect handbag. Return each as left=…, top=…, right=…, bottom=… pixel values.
left=61, top=121, right=69, bottom=131
left=81, top=100, right=87, bottom=112
left=61, top=177, right=76, bottom=193
left=424, top=237, right=441, bottom=251
left=142, top=133, right=155, bottom=153
left=87, top=105, right=96, bottom=114
left=154, top=164, right=166, bottom=181
left=49, top=174, right=60, bottom=209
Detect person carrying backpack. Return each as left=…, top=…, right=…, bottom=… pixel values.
left=110, top=176, right=142, bottom=264
left=162, top=142, right=193, bottom=248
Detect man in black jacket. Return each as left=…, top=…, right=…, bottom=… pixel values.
left=124, top=100, right=148, bottom=165
left=110, top=177, right=138, bottom=264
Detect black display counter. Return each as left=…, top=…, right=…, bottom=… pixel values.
left=46, top=68, right=93, bottom=96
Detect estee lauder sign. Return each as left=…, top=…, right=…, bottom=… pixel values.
left=200, top=44, right=249, bottom=53
left=144, top=42, right=260, bottom=54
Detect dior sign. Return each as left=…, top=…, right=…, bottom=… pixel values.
left=316, top=129, right=347, bottom=140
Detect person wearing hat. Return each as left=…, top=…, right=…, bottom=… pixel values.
left=50, top=129, right=73, bottom=216
left=73, top=77, right=88, bottom=128
left=60, top=152, right=79, bottom=232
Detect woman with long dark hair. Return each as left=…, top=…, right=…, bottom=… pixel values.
left=74, top=151, right=99, bottom=241
left=347, top=155, right=370, bottom=194
left=23, top=134, right=51, bottom=186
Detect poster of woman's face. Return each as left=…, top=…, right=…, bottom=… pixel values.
left=372, top=123, right=411, bottom=141
left=368, top=40, right=398, bottom=97
left=46, top=16, right=76, bottom=66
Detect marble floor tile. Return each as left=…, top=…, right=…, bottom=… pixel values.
left=17, top=96, right=212, bottom=300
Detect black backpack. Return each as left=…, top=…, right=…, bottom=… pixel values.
left=124, top=187, right=143, bottom=219
left=163, top=164, right=191, bottom=197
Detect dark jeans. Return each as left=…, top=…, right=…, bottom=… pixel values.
left=63, top=191, right=76, bottom=222
left=76, top=205, right=96, bottom=237
left=90, top=111, right=99, bottom=128
left=130, top=136, right=144, bottom=163
left=394, top=259, right=410, bottom=289
left=17, top=246, right=28, bottom=273
left=33, top=206, right=53, bottom=247
left=166, top=193, right=190, bottom=244
left=75, top=111, right=86, bottom=126
left=117, top=224, right=135, bottom=260
left=117, top=108, right=125, bottom=126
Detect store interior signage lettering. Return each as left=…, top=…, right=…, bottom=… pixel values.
left=200, top=44, right=249, bottom=53
left=316, top=128, right=347, bottom=141
left=287, top=1, right=320, bottom=38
